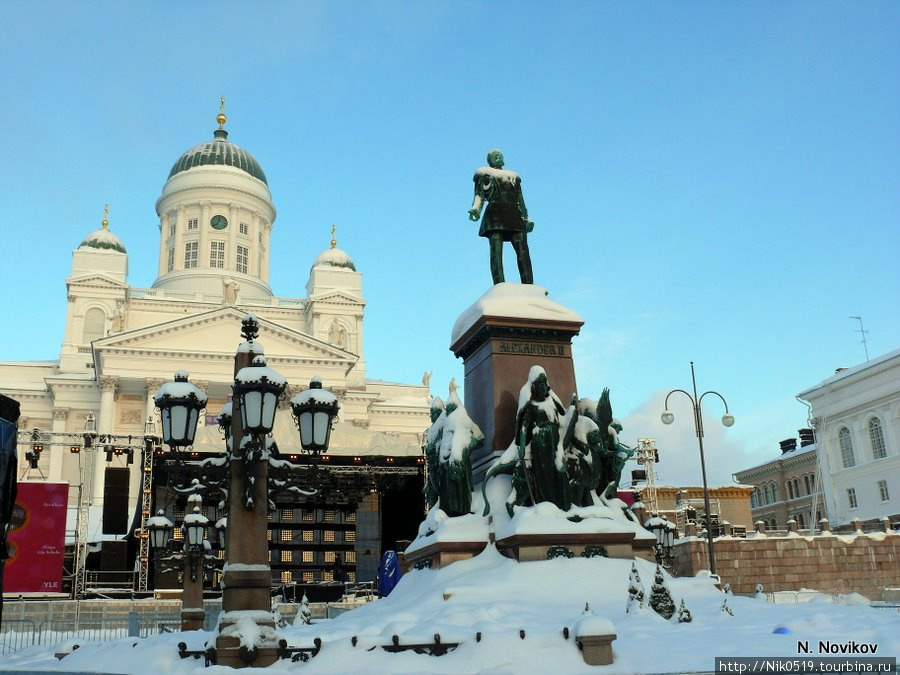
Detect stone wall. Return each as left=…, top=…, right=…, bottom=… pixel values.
left=672, top=528, right=900, bottom=600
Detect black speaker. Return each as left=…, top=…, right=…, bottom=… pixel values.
left=102, top=467, right=130, bottom=535
left=101, top=539, right=128, bottom=571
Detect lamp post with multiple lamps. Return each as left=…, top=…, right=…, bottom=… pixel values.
left=660, top=361, right=734, bottom=578
left=644, top=514, right=678, bottom=567
left=153, top=314, right=339, bottom=668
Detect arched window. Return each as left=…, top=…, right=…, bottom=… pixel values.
left=751, top=491, right=757, bottom=508
left=83, top=308, right=106, bottom=344
left=770, top=518, right=777, bottom=530
left=839, top=427, right=855, bottom=468
left=771, top=483, right=778, bottom=502
left=797, top=513, right=805, bottom=530
left=763, top=485, right=770, bottom=504
left=793, top=478, right=801, bottom=497
left=869, top=418, right=886, bottom=460
left=804, top=475, right=811, bottom=495
left=787, top=481, right=794, bottom=500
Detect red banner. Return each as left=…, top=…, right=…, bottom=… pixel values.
left=5, top=482, right=68, bottom=594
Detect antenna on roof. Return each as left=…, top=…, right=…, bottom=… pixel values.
left=849, top=316, right=870, bottom=362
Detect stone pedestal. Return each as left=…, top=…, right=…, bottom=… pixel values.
left=495, top=531, right=655, bottom=563
left=450, top=284, right=583, bottom=478
left=404, top=540, right=488, bottom=571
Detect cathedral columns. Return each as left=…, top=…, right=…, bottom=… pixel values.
left=49, top=407, right=68, bottom=482
left=158, top=215, right=169, bottom=277
left=261, top=221, right=271, bottom=283
left=94, top=375, right=118, bottom=502
left=174, top=206, right=185, bottom=272
left=199, top=202, right=211, bottom=268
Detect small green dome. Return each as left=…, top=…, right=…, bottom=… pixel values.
left=80, top=227, right=126, bottom=254
left=168, top=129, right=268, bottom=185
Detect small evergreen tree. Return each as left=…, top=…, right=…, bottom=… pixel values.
left=677, top=599, right=692, bottom=623
left=295, top=592, right=312, bottom=625
left=721, top=597, right=734, bottom=616
left=649, top=564, right=676, bottom=620
left=722, top=582, right=732, bottom=595
left=626, top=563, right=645, bottom=613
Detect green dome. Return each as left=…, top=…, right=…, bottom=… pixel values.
left=168, top=129, right=268, bottom=185
left=80, top=227, right=126, bottom=253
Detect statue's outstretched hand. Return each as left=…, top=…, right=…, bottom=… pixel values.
left=525, top=219, right=534, bottom=233
left=468, top=209, right=480, bottom=221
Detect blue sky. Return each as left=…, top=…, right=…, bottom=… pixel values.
left=1, top=2, right=897, bottom=485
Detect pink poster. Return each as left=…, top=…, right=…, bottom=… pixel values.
left=5, top=482, right=68, bottom=594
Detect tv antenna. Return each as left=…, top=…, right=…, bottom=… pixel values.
left=849, top=316, right=870, bottom=362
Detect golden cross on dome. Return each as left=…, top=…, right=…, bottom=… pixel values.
left=102, top=204, right=109, bottom=229
left=217, top=95, right=227, bottom=129
left=331, top=224, right=337, bottom=249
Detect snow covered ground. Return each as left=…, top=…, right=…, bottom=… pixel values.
left=3, top=546, right=899, bottom=674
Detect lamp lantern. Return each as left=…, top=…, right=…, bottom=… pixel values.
left=147, top=510, right=174, bottom=551
left=154, top=371, right=208, bottom=450
left=233, top=356, right=287, bottom=435
left=183, top=506, right=209, bottom=549
left=290, top=376, right=340, bottom=454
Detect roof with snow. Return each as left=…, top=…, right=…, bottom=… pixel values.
left=168, top=128, right=267, bottom=185
left=312, top=246, right=357, bottom=271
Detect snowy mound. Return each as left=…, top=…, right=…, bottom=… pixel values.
left=451, top=282, right=584, bottom=345
left=312, top=247, right=357, bottom=271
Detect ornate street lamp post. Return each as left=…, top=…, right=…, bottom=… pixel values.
left=660, top=361, right=734, bottom=578
left=644, top=514, right=677, bottom=567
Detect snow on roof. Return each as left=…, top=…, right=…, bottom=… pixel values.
left=451, top=282, right=584, bottom=345
left=797, top=347, right=900, bottom=398
left=312, top=246, right=357, bottom=271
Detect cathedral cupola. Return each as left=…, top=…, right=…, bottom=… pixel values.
left=152, top=99, right=277, bottom=300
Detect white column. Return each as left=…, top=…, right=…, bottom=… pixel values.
left=49, top=407, right=68, bottom=482
left=229, top=206, right=240, bottom=274
left=145, top=378, right=165, bottom=431
left=157, top=215, right=168, bottom=277
left=248, top=212, right=260, bottom=277
left=261, top=222, right=271, bottom=283
left=174, top=207, right=185, bottom=272
left=200, top=202, right=211, bottom=268
left=94, top=376, right=117, bottom=502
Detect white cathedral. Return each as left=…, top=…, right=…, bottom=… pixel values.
left=1, top=108, right=431, bottom=583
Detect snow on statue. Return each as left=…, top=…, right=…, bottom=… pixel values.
left=423, top=379, right=484, bottom=517
left=481, top=366, right=636, bottom=515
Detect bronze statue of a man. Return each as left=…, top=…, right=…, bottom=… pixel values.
left=468, top=149, right=534, bottom=285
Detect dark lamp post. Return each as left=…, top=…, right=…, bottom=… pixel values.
left=660, top=361, right=733, bottom=577
left=290, top=377, right=340, bottom=453
left=147, top=510, right=174, bottom=551
left=234, top=356, right=287, bottom=434
left=217, top=402, right=233, bottom=442
left=155, top=371, right=208, bottom=450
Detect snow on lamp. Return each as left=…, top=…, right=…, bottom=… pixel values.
left=290, top=376, right=340, bottom=454
left=147, top=510, right=174, bottom=551
left=233, top=356, right=287, bottom=435
left=183, top=506, right=209, bottom=549
left=154, top=371, right=208, bottom=450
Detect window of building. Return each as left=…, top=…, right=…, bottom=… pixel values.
left=771, top=483, right=778, bottom=502
left=184, top=242, right=199, bottom=269
left=187, top=218, right=198, bottom=230
left=346, top=511, right=356, bottom=523
left=763, top=485, right=770, bottom=504
left=793, top=478, right=801, bottom=497
left=280, top=530, right=293, bottom=543
left=302, top=571, right=314, bottom=583
left=839, top=427, right=855, bottom=468
left=323, top=510, right=336, bottom=522
left=82, top=307, right=106, bottom=344
left=302, top=510, right=315, bottom=522
left=281, top=509, right=294, bottom=521
left=323, top=530, right=336, bottom=543
left=281, top=570, right=293, bottom=583
left=236, top=245, right=249, bottom=273
left=345, top=530, right=356, bottom=543
left=266, top=529, right=272, bottom=542
left=847, top=487, right=858, bottom=509
left=323, top=571, right=334, bottom=582
left=348, top=572, right=356, bottom=583
left=302, top=550, right=314, bottom=563
left=878, top=480, right=890, bottom=502
left=804, top=475, right=811, bottom=495
left=787, top=481, right=794, bottom=500
left=167, top=247, right=175, bottom=272
left=281, top=550, right=292, bottom=563
left=302, top=530, right=314, bottom=542
left=324, top=551, right=337, bottom=564
left=173, top=527, right=183, bottom=541
left=267, top=511, right=273, bottom=521
left=169, top=223, right=176, bottom=237
left=240, top=222, right=249, bottom=235
left=869, top=418, right=887, bottom=460
left=345, top=551, right=356, bottom=564
left=210, top=241, right=225, bottom=268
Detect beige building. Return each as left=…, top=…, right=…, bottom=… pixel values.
left=633, top=484, right=754, bottom=536
left=733, top=430, right=820, bottom=531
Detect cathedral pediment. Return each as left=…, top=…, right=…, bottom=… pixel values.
left=93, top=307, right=357, bottom=379
left=307, top=291, right=365, bottom=306
left=67, top=273, right=129, bottom=289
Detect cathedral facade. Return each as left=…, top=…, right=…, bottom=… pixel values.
left=1, top=109, right=430, bottom=587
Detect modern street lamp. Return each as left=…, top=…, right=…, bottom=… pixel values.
left=660, top=361, right=734, bottom=578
